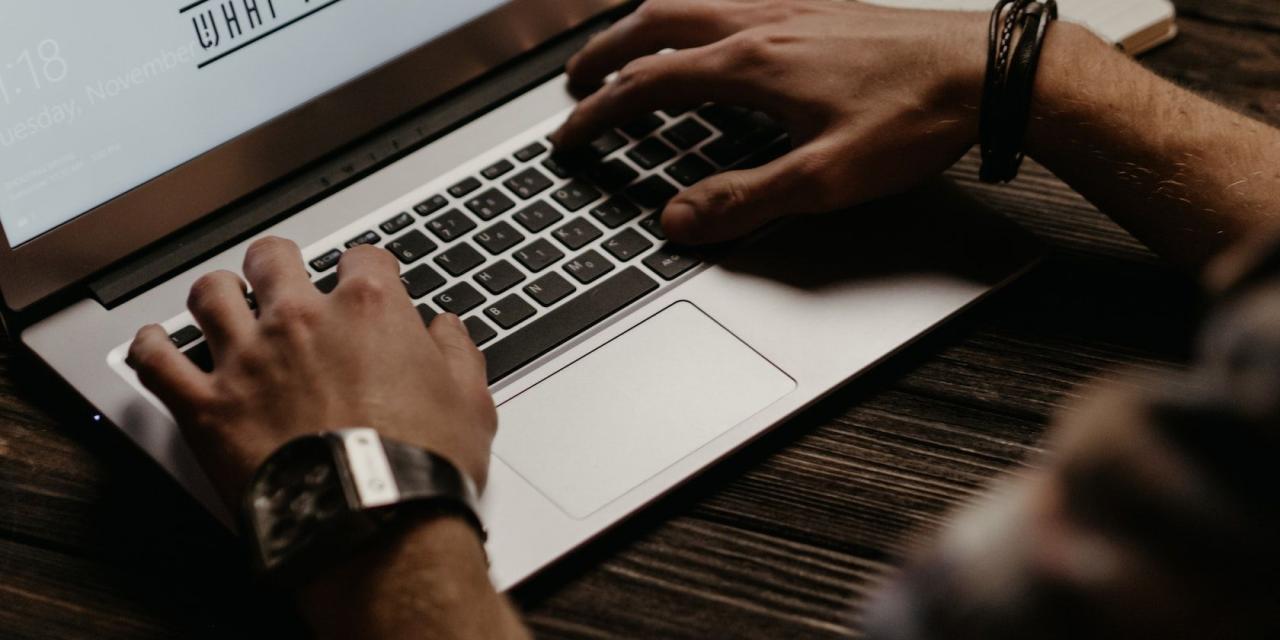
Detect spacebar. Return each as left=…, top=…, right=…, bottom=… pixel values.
left=483, top=267, right=659, bottom=384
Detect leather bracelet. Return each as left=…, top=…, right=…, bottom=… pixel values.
left=980, top=0, right=1058, bottom=184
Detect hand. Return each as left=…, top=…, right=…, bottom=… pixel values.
left=550, top=0, right=989, bottom=245
left=126, top=237, right=497, bottom=511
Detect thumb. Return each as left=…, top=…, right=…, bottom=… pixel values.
left=428, top=313, right=488, bottom=388
left=661, top=150, right=817, bottom=245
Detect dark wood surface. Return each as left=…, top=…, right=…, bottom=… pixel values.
left=3, top=2, right=1277, bottom=637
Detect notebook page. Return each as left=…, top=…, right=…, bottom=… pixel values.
left=859, top=0, right=1176, bottom=51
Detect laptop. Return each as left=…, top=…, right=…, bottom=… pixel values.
left=3, top=0, right=1037, bottom=589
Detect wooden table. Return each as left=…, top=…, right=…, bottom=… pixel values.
left=3, top=2, right=1277, bottom=637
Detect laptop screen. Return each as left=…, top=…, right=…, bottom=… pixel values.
left=0, top=0, right=506, bottom=248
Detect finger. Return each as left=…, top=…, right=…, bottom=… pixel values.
left=334, top=244, right=407, bottom=306
left=567, top=0, right=747, bottom=89
left=242, top=236, right=315, bottom=307
left=662, top=148, right=820, bottom=245
left=552, top=44, right=776, bottom=150
left=187, top=270, right=255, bottom=349
left=126, top=324, right=213, bottom=418
left=428, top=313, right=488, bottom=387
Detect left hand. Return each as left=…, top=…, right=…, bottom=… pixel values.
left=126, top=237, right=497, bottom=511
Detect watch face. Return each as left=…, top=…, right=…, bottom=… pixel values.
left=245, top=437, right=350, bottom=566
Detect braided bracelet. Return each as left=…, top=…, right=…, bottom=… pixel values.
left=979, top=0, right=1059, bottom=184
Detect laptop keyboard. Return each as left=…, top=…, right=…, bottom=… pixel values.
left=168, top=105, right=788, bottom=385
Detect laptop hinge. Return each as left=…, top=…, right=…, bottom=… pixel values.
left=87, top=15, right=615, bottom=309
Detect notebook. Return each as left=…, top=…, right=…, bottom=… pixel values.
left=860, top=0, right=1178, bottom=55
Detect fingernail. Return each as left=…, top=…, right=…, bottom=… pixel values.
left=446, top=313, right=464, bottom=329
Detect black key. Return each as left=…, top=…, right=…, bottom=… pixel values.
left=702, top=136, right=756, bottom=167
left=387, top=229, right=438, bottom=265
left=169, top=325, right=203, bottom=349
left=513, top=238, right=565, bottom=273
left=433, top=282, right=486, bottom=315
left=551, top=181, right=603, bottom=212
left=448, top=176, right=482, bottom=198
left=738, top=136, right=792, bottom=170
left=643, top=246, right=701, bottom=280
left=482, top=267, right=659, bottom=383
left=626, top=138, right=677, bottom=170
left=482, top=159, right=515, bottom=180
left=426, top=209, right=477, bottom=242
left=621, top=113, right=664, bottom=138
left=696, top=104, right=756, bottom=137
left=309, top=249, right=342, bottom=273
left=564, top=249, right=616, bottom=284
left=703, top=127, right=784, bottom=167
left=379, top=211, right=414, bottom=235
left=484, top=295, right=537, bottom=330
left=748, top=114, right=785, bottom=138
left=186, top=342, right=214, bottom=373
left=552, top=217, right=603, bottom=251
left=542, top=154, right=573, bottom=179
left=474, top=221, right=525, bottom=255
left=345, top=230, right=380, bottom=249
left=465, top=316, right=498, bottom=346
left=417, top=304, right=439, bottom=326
left=434, top=242, right=486, bottom=276
left=244, top=291, right=258, bottom=311
left=701, top=106, right=781, bottom=139
left=585, top=159, right=639, bottom=192
left=662, top=118, right=713, bottom=149
left=315, top=273, right=339, bottom=293
left=626, top=176, right=679, bottom=209
left=401, top=264, right=447, bottom=299
left=665, top=154, right=716, bottom=186
left=590, top=196, right=642, bottom=229
left=603, top=228, right=654, bottom=262
left=503, top=167, right=555, bottom=200
left=465, top=188, right=515, bottom=221
left=662, top=107, right=691, bottom=118
left=639, top=215, right=667, bottom=240
left=524, top=272, right=576, bottom=307
left=514, top=141, right=547, bottom=162
left=588, top=130, right=628, bottom=157
left=414, top=194, right=449, bottom=217
left=513, top=200, right=564, bottom=233
left=474, top=260, right=526, bottom=294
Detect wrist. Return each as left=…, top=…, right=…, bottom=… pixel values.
left=296, top=516, right=509, bottom=640
left=928, top=11, right=991, bottom=148
left=1023, top=19, right=1112, bottom=158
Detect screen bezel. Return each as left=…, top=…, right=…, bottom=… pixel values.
left=0, top=0, right=626, bottom=311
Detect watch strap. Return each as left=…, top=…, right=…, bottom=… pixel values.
left=242, top=429, right=486, bottom=588
left=376, top=436, right=486, bottom=542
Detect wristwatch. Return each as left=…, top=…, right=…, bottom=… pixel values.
left=241, top=428, right=486, bottom=587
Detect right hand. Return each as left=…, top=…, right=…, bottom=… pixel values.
left=550, top=0, right=995, bottom=245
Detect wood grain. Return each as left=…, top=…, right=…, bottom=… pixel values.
left=1, top=2, right=1275, bottom=638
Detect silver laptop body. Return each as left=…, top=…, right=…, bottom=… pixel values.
left=6, top=0, right=1035, bottom=589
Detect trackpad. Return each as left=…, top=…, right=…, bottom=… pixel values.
left=494, top=302, right=796, bottom=519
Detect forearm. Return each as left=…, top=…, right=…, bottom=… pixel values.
left=297, top=518, right=530, bottom=640
left=1026, top=22, right=1280, bottom=270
